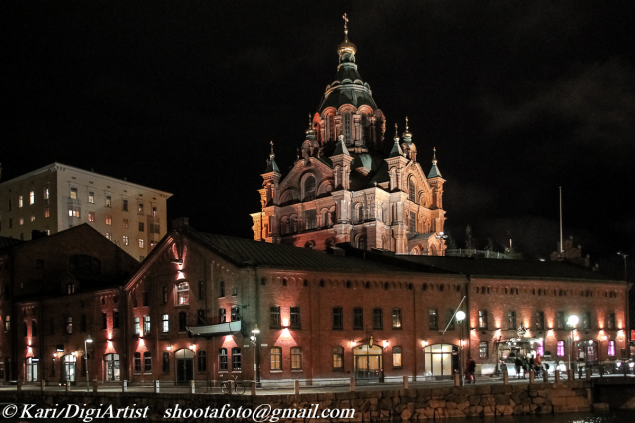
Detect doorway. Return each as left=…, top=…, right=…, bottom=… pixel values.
left=63, top=355, right=76, bottom=383
left=104, top=354, right=120, bottom=381
left=424, top=344, right=459, bottom=378
left=353, top=344, right=383, bottom=381
left=175, top=349, right=194, bottom=384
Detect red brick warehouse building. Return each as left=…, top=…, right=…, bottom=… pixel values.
left=122, top=220, right=627, bottom=385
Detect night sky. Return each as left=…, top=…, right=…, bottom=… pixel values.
left=2, top=1, right=634, bottom=276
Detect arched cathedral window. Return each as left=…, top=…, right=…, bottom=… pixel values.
left=303, top=175, right=316, bottom=201
left=343, top=113, right=352, bottom=144
left=408, top=178, right=416, bottom=203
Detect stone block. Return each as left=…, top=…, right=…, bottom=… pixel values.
left=361, top=390, right=382, bottom=399
left=490, top=385, right=512, bottom=395
left=429, top=399, right=445, bottom=408
left=566, top=396, right=588, bottom=407
left=521, top=397, right=532, bottom=406
left=530, top=404, right=538, bottom=412
left=482, top=406, right=495, bottom=416
left=495, top=394, right=510, bottom=406
left=513, top=404, right=523, bottom=413
left=446, top=401, right=457, bottom=410
left=552, top=397, right=567, bottom=406
left=468, top=395, right=481, bottom=406
left=510, top=394, right=521, bottom=404
left=468, top=405, right=483, bottom=416
left=474, top=385, right=491, bottom=395
left=456, top=401, right=470, bottom=411
left=552, top=388, right=572, bottom=397
left=380, top=398, right=392, bottom=410
left=592, top=403, right=609, bottom=411
left=369, top=398, right=378, bottom=405
left=448, top=409, right=467, bottom=418
left=518, top=391, right=528, bottom=400
left=359, top=400, right=370, bottom=413
left=532, top=397, right=545, bottom=404
left=504, top=405, right=514, bottom=415
left=529, top=390, right=538, bottom=397
left=423, top=407, right=435, bottom=419
left=522, top=404, right=530, bottom=413
left=400, top=409, right=413, bottom=420
left=454, top=395, right=468, bottom=404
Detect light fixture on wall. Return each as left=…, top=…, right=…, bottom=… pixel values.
left=422, top=340, right=429, bottom=348
left=382, top=340, right=389, bottom=349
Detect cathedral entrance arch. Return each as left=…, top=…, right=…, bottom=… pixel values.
left=175, top=349, right=194, bottom=384
left=353, top=344, right=383, bottom=381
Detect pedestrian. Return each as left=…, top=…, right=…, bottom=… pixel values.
left=514, top=356, right=522, bottom=378
left=535, top=355, right=543, bottom=376
left=464, top=361, right=472, bottom=384
left=521, top=356, right=528, bottom=379
left=529, top=355, right=535, bottom=371
left=468, top=358, right=476, bottom=384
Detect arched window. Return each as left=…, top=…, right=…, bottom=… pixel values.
left=343, top=112, right=352, bottom=143
left=392, top=346, right=403, bottom=368
left=358, top=235, right=366, bottom=250
left=408, top=178, right=416, bottom=203
left=270, top=347, right=282, bottom=370
left=197, top=350, right=207, bottom=371
left=303, top=176, right=316, bottom=201
left=231, top=348, right=241, bottom=371
left=355, top=203, right=364, bottom=222
left=219, top=348, right=228, bottom=371
left=291, top=347, right=302, bottom=370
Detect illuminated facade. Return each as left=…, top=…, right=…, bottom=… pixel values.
left=251, top=22, right=447, bottom=255
left=0, top=163, right=172, bottom=261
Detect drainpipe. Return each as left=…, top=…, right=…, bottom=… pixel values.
left=466, top=275, right=472, bottom=360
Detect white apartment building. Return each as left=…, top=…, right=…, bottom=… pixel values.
left=0, top=163, right=172, bottom=261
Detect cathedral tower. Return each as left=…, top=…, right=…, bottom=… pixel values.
left=250, top=16, right=447, bottom=255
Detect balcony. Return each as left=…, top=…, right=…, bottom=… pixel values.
left=186, top=314, right=242, bottom=337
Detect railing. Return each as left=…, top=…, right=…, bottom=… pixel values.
left=445, top=249, right=509, bottom=259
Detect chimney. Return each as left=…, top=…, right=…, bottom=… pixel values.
left=172, top=217, right=190, bottom=230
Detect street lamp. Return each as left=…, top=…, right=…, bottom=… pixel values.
left=250, top=324, right=260, bottom=385
left=456, top=311, right=466, bottom=385
left=567, top=315, right=579, bottom=372
left=84, top=335, right=93, bottom=390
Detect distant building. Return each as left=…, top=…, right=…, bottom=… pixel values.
left=0, top=163, right=172, bottom=261
left=251, top=22, right=447, bottom=255
left=550, top=236, right=591, bottom=268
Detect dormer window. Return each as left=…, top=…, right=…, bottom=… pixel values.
left=303, top=176, right=316, bottom=201
left=177, top=282, right=189, bottom=305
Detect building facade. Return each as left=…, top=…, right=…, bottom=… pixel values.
left=0, top=225, right=139, bottom=383
left=251, top=23, right=447, bottom=255
left=114, top=222, right=627, bottom=385
left=0, top=163, right=172, bottom=261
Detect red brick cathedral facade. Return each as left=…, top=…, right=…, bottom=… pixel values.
left=251, top=24, right=447, bottom=255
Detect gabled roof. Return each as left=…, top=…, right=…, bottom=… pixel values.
left=0, top=236, right=23, bottom=252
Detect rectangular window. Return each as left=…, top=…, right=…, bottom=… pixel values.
left=271, top=347, right=282, bottom=370
left=291, top=347, right=302, bottom=370
left=70, top=188, right=77, bottom=199
left=508, top=311, right=516, bottom=329
left=556, top=312, right=565, bottom=330
left=151, top=223, right=160, bottom=234
left=332, top=347, right=344, bottom=371
left=409, top=211, right=416, bottom=233
left=197, top=309, right=205, bottom=324
left=179, top=312, right=186, bottom=331
left=29, top=191, right=35, bottom=205
left=607, top=313, right=615, bottom=330
left=134, top=317, right=140, bottom=335
left=19, top=217, right=24, bottom=226
left=582, top=312, right=591, bottom=329
left=446, top=309, right=455, bottom=330
left=134, top=352, right=141, bottom=373
left=30, top=213, right=35, bottom=222
left=43, top=187, right=49, bottom=200
left=122, top=218, right=128, bottom=229
left=139, top=222, right=144, bottom=232
left=219, top=281, right=225, bottom=297
left=608, top=341, right=615, bottom=356
left=231, top=306, right=240, bottom=322
left=162, top=314, right=169, bottom=333
left=102, top=312, right=107, bottom=330
left=198, top=280, right=204, bottom=300
left=290, top=307, right=301, bottom=329
left=219, top=349, right=228, bottom=371
left=152, top=206, right=157, bottom=217
left=143, top=292, right=149, bottom=307
left=105, top=232, right=112, bottom=241
left=479, top=342, right=489, bottom=358
left=231, top=348, right=241, bottom=371
left=123, top=236, right=129, bottom=246
left=66, top=317, right=73, bottom=334
left=333, top=307, right=343, bottom=330
left=392, top=308, right=402, bottom=329
left=88, top=191, right=94, bottom=204
left=88, top=212, right=94, bottom=222
left=373, top=308, right=383, bottom=330
left=535, top=311, right=544, bottom=330
left=557, top=341, right=565, bottom=356
left=105, top=195, right=111, bottom=207
left=429, top=309, right=438, bottom=330
left=143, top=316, right=151, bottom=335
left=162, top=352, right=169, bottom=373
left=122, top=199, right=128, bottom=212
left=478, top=310, right=488, bottom=329
left=113, top=311, right=119, bottom=329
left=44, top=207, right=50, bottom=218
left=19, top=195, right=24, bottom=207
left=353, top=308, right=363, bottom=330
left=106, top=215, right=112, bottom=225
left=392, top=346, right=403, bottom=368
left=144, top=352, right=151, bottom=372
left=138, top=204, right=144, bottom=215
left=305, top=210, right=317, bottom=230
left=219, top=308, right=227, bottom=323
left=162, top=286, right=168, bottom=304
left=198, top=351, right=207, bottom=371
left=139, top=239, right=144, bottom=249
left=4, top=316, right=10, bottom=331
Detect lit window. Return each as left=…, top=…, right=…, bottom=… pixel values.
left=479, top=310, right=488, bottom=329
left=105, top=232, right=112, bottom=241
left=392, top=346, right=403, bottom=368
left=19, top=195, right=24, bottom=208
left=508, top=311, right=516, bottom=329
left=43, top=188, right=49, bottom=200
left=608, top=341, right=615, bottom=356
left=291, top=347, right=302, bottom=370
left=29, top=191, right=35, bottom=205
left=19, top=218, right=24, bottom=226
left=557, top=341, right=565, bottom=356
left=123, top=219, right=129, bottom=229
left=44, top=208, right=50, bottom=218
left=152, top=207, right=157, bottom=217
left=88, top=212, right=94, bottom=222
left=162, top=314, right=169, bottom=333
left=5, top=316, right=11, bottom=331
left=105, top=215, right=112, bottom=225
left=133, top=317, right=140, bottom=335
left=70, top=188, right=78, bottom=199
left=177, top=282, right=189, bottom=305
left=105, top=195, right=111, bottom=207
left=429, top=309, right=438, bottom=330
left=139, top=239, right=145, bottom=249
left=143, top=316, right=151, bottom=334
left=479, top=342, right=489, bottom=358
left=138, top=204, right=144, bottom=214
left=150, top=242, right=157, bottom=250
left=271, top=347, right=281, bottom=370
left=231, top=348, right=241, bottom=371
left=30, top=214, right=35, bottom=222
left=144, top=352, right=151, bottom=372
left=122, top=199, right=128, bottom=212
left=66, top=317, right=73, bottom=334
left=332, top=347, right=343, bottom=371
left=123, top=236, right=129, bottom=246
left=392, top=308, right=402, bottom=329
left=219, top=348, right=228, bottom=371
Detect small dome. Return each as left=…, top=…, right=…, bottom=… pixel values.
left=338, top=34, right=357, bottom=56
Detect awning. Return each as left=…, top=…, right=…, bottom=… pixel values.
left=187, top=320, right=242, bottom=337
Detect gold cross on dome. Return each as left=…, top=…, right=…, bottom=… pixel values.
left=343, top=13, right=349, bottom=32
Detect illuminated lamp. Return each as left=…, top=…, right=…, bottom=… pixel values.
left=422, top=340, right=429, bottom=347
left=382, top=340, right=389, bottom=348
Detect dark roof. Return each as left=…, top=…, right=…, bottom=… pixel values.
left=396, top=255, right=621, bottom=283
left=0, top=236, right=23, bottom=251
left=186, top=230, right=422, bottom=274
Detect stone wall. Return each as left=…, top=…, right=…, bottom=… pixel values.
left=0, top=381, right=592, bottom=422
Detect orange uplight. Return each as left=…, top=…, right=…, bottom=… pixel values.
left=226, top=335, right=233, bottom=341
left=26, top=347, right=33, bottom=357
left=422, top=340, right=429, bottom=347
left=177, top=271, right=185, bottom=280
left=282, top=319, right=289, bottom=327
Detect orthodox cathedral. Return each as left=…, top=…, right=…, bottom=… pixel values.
left=251, top=17, right=447, bottom=255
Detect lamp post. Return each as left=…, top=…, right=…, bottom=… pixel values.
left=84, top=335, right=93, bottom=389
left=456, top=311, right=466, bottom=386
left=250, top=324, right=260, bottom=386
left=567, top=315, right=579, bottom=372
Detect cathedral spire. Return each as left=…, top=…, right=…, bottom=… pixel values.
left=305, top=113, right=315, bottom=139
left=264, top=141, right=280, bottom=173
left=338, top=13, right=356, bottom=57
left=428, top=147, right=442, bottom=178
left=389, top=123, right=404, bottom=157
left=402, top=116, right=412, bottom=141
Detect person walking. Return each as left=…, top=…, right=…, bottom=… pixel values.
left=521, top=356, right=528, bottom=379
left=514, top=356, right=522, bottom=379
left=535, top=354, right=543, bottom=377
left=468, top=358, right=476, bottom=384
